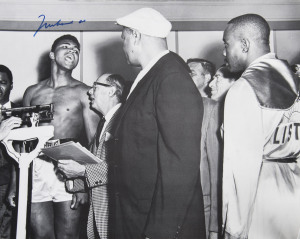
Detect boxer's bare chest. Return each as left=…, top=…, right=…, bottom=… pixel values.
left=30, top=85, right=85, bottom=138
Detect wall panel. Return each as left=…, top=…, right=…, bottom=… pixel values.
left=0, top=28, right=298, bottom=103
left=82, top=31, right=137, bottom=86
left=177, top=31, right=224, bottom=68
left=81, top=31, right=176, bottom=86
left=274, top=30, right=300, bottom=65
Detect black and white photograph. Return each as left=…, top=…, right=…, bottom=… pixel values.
left=0, top=1, right=299, bottom=239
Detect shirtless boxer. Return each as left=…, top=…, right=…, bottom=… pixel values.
left=9, top=34, right=100, bottom=239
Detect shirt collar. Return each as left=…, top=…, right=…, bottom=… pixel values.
left=141, top=50, right=169, bottom=73
left=248, top=52, right=276, bottom=67
left=104, top=103, right=121, bottom=123
left=126, top=50, right=169, bottom=99
left=1, top=101, right=11, bottom=108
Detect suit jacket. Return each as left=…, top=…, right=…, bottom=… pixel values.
left=0, top=102, right=19, bottom=186
left=113, top=52, right=206, bottom=239
left=67, top=108, right=121, bottom=239
left=200, top=98, right=222, bottom=237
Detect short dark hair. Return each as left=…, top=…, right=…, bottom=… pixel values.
left=228, top=14, right=270, bottom=45
left=106, top=74, right=126, bottom=102
left=51, top=34, right=80, bottom=52
left=0, top=65, right=13, bottom=84
left=187, top=58, right=216, bottom=78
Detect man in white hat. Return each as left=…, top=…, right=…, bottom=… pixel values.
left=114, top=8, right=206, bottom=239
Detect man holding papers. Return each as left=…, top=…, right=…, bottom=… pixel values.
left=57, top=73, right=125, bottom=239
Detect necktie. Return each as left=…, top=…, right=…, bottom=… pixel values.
left=96, top=111, right=118, bottom=160
left=96, top=119, right=111, bottom=160
left=96, top=116, right=106, bottom=148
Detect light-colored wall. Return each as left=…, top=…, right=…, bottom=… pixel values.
left=82, top=32, right=136, bottom=86
left=0, top=29, right=298, bottom=103
left=82, top=31, right=177, bottom=86
left=274, top=30, right=300, bottom=65
left=178, top=31, right=224, bottom=68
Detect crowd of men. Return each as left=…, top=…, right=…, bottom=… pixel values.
left=0, top=7, right=299, bottom=239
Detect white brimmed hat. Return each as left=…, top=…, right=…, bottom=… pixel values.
left=116, top=8, right=172, bottom=38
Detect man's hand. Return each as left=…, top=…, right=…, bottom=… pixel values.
left=0, top=117, right=22, bottom=141
left=57, top=159, right=85, bottom=179
left=70, top=192, right=89, bottom=209
left=7, top=188, right=16, bottom=207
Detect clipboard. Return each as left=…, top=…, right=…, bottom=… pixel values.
left=41, top=141, right=102, bottom=164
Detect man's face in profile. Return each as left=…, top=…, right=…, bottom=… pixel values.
left=88, top=74, right=112, bottom=115
left=121, top=28, right=138, bottom=66
left=188, top=62, right=209, bottom=90
left=209, top=68, right=235, bottom=101
left=223, top=25, right=245, bottom=73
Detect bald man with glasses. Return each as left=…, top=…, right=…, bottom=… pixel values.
left=58, top=73, right=126, bottom=239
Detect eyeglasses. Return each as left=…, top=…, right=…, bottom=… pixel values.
left=93, top=82, right=112, bottom=91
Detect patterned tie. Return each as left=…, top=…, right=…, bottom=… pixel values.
left=96, top=116, right=106, bottom=148
left=96, top=116, right=112, bottom=160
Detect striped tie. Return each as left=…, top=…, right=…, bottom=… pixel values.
left=96, top=116, right=106, bottom=148
left=96, top=115, right=114, bottom=160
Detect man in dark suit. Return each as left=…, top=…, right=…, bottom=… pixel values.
left=199, top=98, right=222, bottom=239
left=187, top=61, right=223, bottom=239
left=58, top=73, right=125, bottom=239
left=115, top=8, right=206, bottom=239
left=0, top=64, right=19, bottom=238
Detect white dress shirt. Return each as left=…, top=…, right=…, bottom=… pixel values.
left=99, top=103, right=121, bottom=139
left=0, top=101, right=11, bottom=109
left=127, top=50, right=169, bottom=99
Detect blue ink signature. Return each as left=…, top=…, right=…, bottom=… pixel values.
left=34, top=14, right=86, bottom=37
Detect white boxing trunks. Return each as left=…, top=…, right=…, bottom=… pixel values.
left=31, top=139, right=74, bottom=203
left=31, top=156, right=72, bottom=203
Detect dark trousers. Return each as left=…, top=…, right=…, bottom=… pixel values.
left=0, top=184, right=13, bottom=239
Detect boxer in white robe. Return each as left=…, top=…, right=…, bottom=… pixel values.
left=222, top=14, right=300, bottom=239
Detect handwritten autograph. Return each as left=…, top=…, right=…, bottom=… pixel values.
left=34, top=14, right=86, bottom=37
